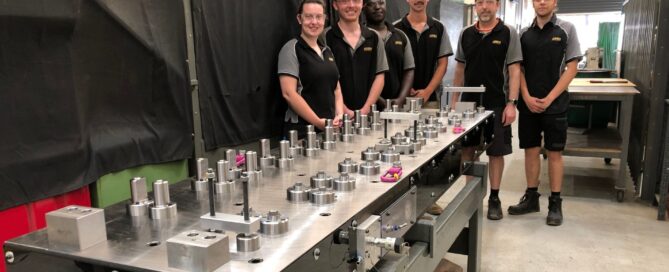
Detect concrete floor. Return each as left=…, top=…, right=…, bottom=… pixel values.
left=437, top=123, right=669, bottom=272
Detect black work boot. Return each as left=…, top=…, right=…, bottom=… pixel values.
left=487, top=196, right=503, bottom=220
left=508, top=191, right=541, bottom=215
left=546, top=196, right=563, bottom=226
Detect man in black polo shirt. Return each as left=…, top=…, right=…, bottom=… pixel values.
left=324, top=0, right=389, bottom=116
left=451, top=0, right=522, bottom=220
left=508, top=0, right=581, bottom=226
left=394, top=0, right=453, bottom=106
left=363, top=0, right=415, bottom=109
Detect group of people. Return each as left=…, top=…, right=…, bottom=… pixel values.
left=278, top=0, right=580, bottom=227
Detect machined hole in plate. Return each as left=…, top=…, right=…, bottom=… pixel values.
left=370, top=180, right=379, bottom=183
left=146, top=241, right=161, bottom=247
left=297, top=173, right=306, bottom=177
left=187, top=233, right=199, bottom=237
left=409, top=155, right=417, bottom=158
left=80, top=209, right=92, bottom=213
left=319, top=212, right=331, bottom=217
left=347, top=151, right=354, bottom=153
left=204, top=235, right=217, bottom=240
left=66, top=207, right=79, bottom=212
left=248, top=258, right=264, bottom=264
left=234, top=202, right=243, bottom=206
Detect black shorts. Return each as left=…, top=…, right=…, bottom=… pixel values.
left=518, top=111, right=568, bottom=151
left=462, top=107, right=512, bottom=156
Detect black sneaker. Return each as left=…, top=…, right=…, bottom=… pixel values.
left=508, top=191, right=541, bottom=215
left=547, top=196, right=563, bottom=226
left=487, top=196, right=503, bottom=220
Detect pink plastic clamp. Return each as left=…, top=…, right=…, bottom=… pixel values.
left=380, top=165, right=403, bottom=183
left=236, top=154, right=246, bottom=167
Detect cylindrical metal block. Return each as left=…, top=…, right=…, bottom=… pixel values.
left=260, top=156, right=275, bottom=169
left=246, top=170, right=262, bottom=184
left=196, top=158, right=208, bottom=181
left=424, top=127, right=438, bottom=139
left=245, top=151, right=258, bottom=172
left=236, top=233, right=260, bottom=252
left=477, top=106, right=485, bottom=114
left=287, top=183, right=310, bottom=202
left=260, top=139, right=271, bottom=157
left=338, top=158, right=359, bottom=174
left=276, top=158, right=294, bottom=170
left=361, top=147, right=380, bottom=161
left=310, top=187, right=336, bottom=205
left=463, top=110, right=475, bottom=119
left=359, top=161, right=381, bottom=175
left=333, top=173, right=356, bottom=191
left=130, top=177, right=148, bottom=203
left=391, top=133, right=408, bottom=145
left=395, top=143, right=413, bottom=155
left=411, top=141, right=422, bottom=152
left=192, top=179, right=208, bottom=192
left=435, top=122, right=448, bottom=133
left=375, top=139, right=392, bottom=152
left=324, top=126, right=335, bottom=142
left=392, top=104, right=399, bottom=112
left=381, top=149, right=400, bottom=163
left=279, top=140, right=290, bottom=159
left=127, top=202, right=150, bottom=217
left=260, top=210, right=289, bottom=235
left=310, top=171, right=334, bottom=188
left=215, top=180, right=236, bottom=194
left=289, top=130, right=299, bottom=147
left=150, top=203, right=177, bottom=220
left=217, top=160, right=231, bottom=182
left=437, top=110, right=449, bottom=118
left=354, top=110, right=362, bottom=127
left=153, top=180, right=171, bottom=207
left=225, top=149, right=236, bottom=163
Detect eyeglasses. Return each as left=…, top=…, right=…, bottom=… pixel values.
left=301, top=13, right=326, bottom=22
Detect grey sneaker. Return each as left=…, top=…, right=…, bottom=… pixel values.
left=546, top=196, right=563, bottom=226
left=487, top=196, right=503, bottom=220
left=508, top=191, right=541, bottom=215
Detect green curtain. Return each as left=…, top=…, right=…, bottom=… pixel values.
left=597, top=22, right=620, bottom=70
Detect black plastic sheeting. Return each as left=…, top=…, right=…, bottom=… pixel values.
left=0, top=0, right=193, bottom=210
left=194, top=0, right=439, bottom=149
left=192, top=0, right=301, bottom=149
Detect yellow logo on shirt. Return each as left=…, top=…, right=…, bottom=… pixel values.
left=552, top=37, right=562, bottom=42
left=363, top=47, right=373, bottom=52
left=328, top=57, right=334, bottom=62
left=492, top=40, right=502, bottom=45
left=429, top=34, right=438, bottom=39
left=395, top=41, right=403, bottom=46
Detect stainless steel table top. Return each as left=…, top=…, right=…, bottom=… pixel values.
left=6, top=111, right=492, bottom=272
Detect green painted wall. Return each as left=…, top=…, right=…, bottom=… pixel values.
left=91, top=160, right=189, bottom=208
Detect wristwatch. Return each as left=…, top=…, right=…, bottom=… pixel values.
left=508, top=99, right=518, bottom=106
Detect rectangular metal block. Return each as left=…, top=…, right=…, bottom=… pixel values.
left=356, top=215, right=382, bottom=271
left=46, top=205, right=106, bottom=251
left=379, top=111, right=422, bottom=121
left=200, top=212, right=260, bottom=234
left=167, top=230, right=230, bottom=272
left=454, top=102, right=476, bottom=113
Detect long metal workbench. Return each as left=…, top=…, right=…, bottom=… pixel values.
left=564, top=78, right=640, bottom=202
left=4, top=110, right=493, bottom=272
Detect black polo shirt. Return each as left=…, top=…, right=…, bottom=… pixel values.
left=323, top=23, right=389, bottom=110
left=277, top=37, right=339, bottom=125
left=519, top=14, right=582, bottom=114
left=394, top=16, right=453, bottom=101
left=455, top=20, right=523, bottom=108
left=378, top=22, right=415, bottom=100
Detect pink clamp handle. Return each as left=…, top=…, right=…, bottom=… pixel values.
left=236, top=154, right=246, bottom=167
left=380, top=167, right=403, bottom=183
left=453, top=126, right=465, bottom=134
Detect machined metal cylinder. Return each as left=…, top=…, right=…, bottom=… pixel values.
left=386, top=99, right=393, bottom=111
left=341, top=115, right=354, bottom=142
left=259, top=139, right=275, bottom=169
left=236, top=233, right=260, bottom=252
left=322, top=125, right=336, bottom=150
left=217, top=160, right=232, bottom=182
left=381, top=148, right=400, bottom=163
left=288, top=130, right=303, bottom=158
left=391, top=133, right=408, bottom=145
left=128, top=177, right=152, bottom=217
left=359, top=161, right=380, bottom=175
left=304, top=129, right=319, bottom=157
left=361, top=147, right=380, bottom=161
left=338, top=158, right=359, bottom=174
left=309, top=187, right=336, bottom=205
left=151, top=180, right=177, bottom=219
left=409, top=98, right=419, bottom=112
left=392, top=104, right=399, bottom=112
left=286, top=183, right=310, bottom=202
left=357, top=114, right=371, bottom=135
left=477, top=106, right=485, bottom=114
left=354, top=110, right=362, bottom=128
left=463, top=110, right=475, bottom=119
left=196, top=158, right=208, bottom=181
left=225, top=149, right=242, bottom=180
left=289, top=130, right=299, bottom=146
left=130, top=177, right=149, bottom=203
left=277, top=140, right=294, bottom=169
left=371, top=111, right=382, bottom=131
left=214, top=180, right=236, bottom=194
left=375, top=138, right=392, bottom=152
left=435, top=122, right=448, bottom=133
left=424, top=127, right=438, bottom=139
left=333, top=173, right=356, bottom=191
left=225, top=149, right=236, bottom=164
left=245, top=151, right=257, bottom=172
left=310, top=171, right=334, bottom=188
left=260, top=210, right=289, bottom=236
